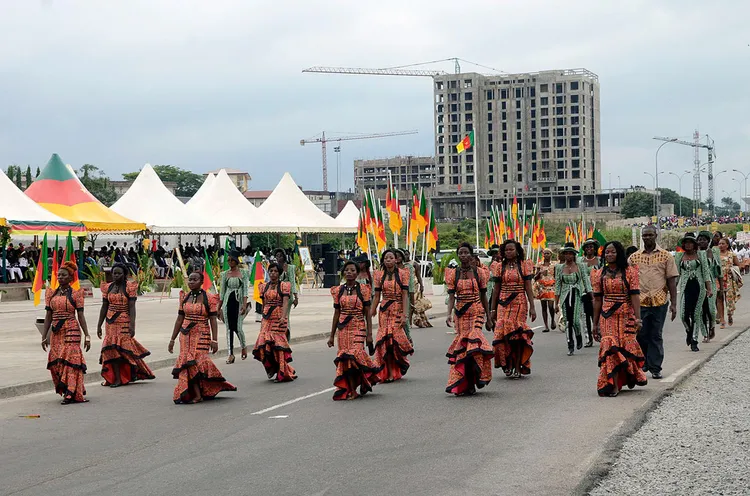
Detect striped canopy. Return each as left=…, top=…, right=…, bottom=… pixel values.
left=24, top=154, right=145, bottom=232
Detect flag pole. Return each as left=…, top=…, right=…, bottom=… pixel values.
left=389, top=170, right=399, bottom=250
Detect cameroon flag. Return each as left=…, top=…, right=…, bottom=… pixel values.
left=248, top=250, right=265, bottom=304
left=202, top=250, right=214, bottom=291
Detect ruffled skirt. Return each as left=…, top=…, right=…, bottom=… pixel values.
left=172, top=352, right=236, bottom=404
left=100, top=329, right=155, bottom=385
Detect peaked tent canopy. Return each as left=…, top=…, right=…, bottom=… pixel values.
left=187, top=169, right=263, bottom=233
left=0, top=168, right=86, bottom=235
left=111, top=164, right=229, bottom=234
left=25, top=154, right=145, bottom=232
left=335, top=200, right=359, bottom=229
left=187, top=173, right=215, bottom=207
left=256, top=173, right=355, bottom=233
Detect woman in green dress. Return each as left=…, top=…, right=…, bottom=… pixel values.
left=674, top=234, right=713, bottom=352
left=554, top=243, right=593, bottom=356
left=696, top=231, right=722, bottom=342
left=218, top=251, right=250, bottom=364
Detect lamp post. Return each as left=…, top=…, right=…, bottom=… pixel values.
left=333, top=146, right=341, bottom=214
left=713, top=170, right=728, bottom=216
left=668, top=170, right=691, bottom=217
left=732, top=169, right=750, bottom=212
left=654, top=138, right=678, bottom=216
left=644, top=171, right=664, bottom=217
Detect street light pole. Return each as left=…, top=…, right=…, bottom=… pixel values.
left=732, top=169, right=750, bottom=213
left=668, top=170, right=691, bottom=217
left=644, top=171, right=663, bottom=217
left=655, top=138, right=677, bottom=217
left=334, top=146, right=341, bottom=214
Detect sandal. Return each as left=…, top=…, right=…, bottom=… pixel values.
left=109, top=382, right=122, bottom=388
left=728, top=315, right=734, bottom=326
left=241, top=347, right=248, bottom=360
left=189, top=398, right=203, bottom=404
left=226, top=355, right=235, bottom=364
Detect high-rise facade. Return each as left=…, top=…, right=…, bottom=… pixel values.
left=354, top=155, right=436, bottom=202
left=433, top=69, right=600, bottom=217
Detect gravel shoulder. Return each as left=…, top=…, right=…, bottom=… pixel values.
left=589, top=329, right=750, bottom=496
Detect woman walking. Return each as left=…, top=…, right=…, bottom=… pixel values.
left=371, top=249, right=414, bottom=383
left=696, top=231, right=722, bottom=341
left=327, top=261, right=379, bottom=400
left=41, top=261, right=90, bottom=404
left=218, top=251, right=249, bottom=364
left=445, top=243, right=493, bottom=396
left=252, top=263, right=297, bottom=382
left=97, top=264, right=155, bottom=387
left=717, top=237, right=742, bottom=328
left=592, top=241, right=647, bottom=397
left=489, top=240, right=536, bottom=378
left=674, top=234, right=713, bottom=352
left=580, top=239, right=601, bottom=347
left=555, top=243, right=593, bottom=355
left=534, top=248, right=557, bottom=332
left=168, top=272, right=236, bottom=404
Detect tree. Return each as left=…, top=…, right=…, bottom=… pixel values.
left=621, top=192, right=655, bottom=218
left=24, top=166, right=32, bottom=190
left=14, top=167, right=22, bottom=189
left=35, top=166, right=40, bottom=178
left=77, top=164, right=117, bottom=206
left=717, top=196, right=741, bottom=216
left=122, top=165, right=203, bottom=197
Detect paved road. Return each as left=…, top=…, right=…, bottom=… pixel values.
left=1, top=296, right=747, bottom=496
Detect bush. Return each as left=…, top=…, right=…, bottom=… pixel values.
left=83, top=263, right=105, bottom=288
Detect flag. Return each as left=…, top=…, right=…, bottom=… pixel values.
left=426, top=206, right=438, bottom=252
left=386, top=176, right=402, bottom=235
left=418, top=189, right=428, bottom=232
left=32, top=234, right=48, bottom=306
left=50, top=235, right=59, bottom=291
left=63, top=231, right=80, bottom=290
left=363, top=190, right=375, bottom=233
left=539, top=217, right=547, bottom=248
left=202, top=249, right=214, bottom=291
left=222, top=238, right=231, bottom=271
left=455, top=130, right=475, bottom=154
left=409, top=185, right=420, bottom=241
left=484, top=222, right=490, bottom=250
left=248, top=250, right=265, bottom=304
left=593, top=228, right=607, bottom=256
left=357, top=209, right=368, bottom=252
left=375, top=198, right=387, bottom=252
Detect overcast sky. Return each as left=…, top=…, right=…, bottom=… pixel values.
left=2, top=0, right=748, bottom=203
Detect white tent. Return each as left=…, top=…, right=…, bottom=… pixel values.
left=111, top=164, right=229, bottom=234
left=0, top=169, right=84, bottom=234
left=255, top=173, right=355, bottom=233
left=187, top=169, right=265, bottom=233
left=187, top=173, right=215, bottom=207
left=335, top=200, right=360, bottom=229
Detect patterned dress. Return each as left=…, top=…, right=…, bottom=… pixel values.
left=45, top=288, right=87, bottom=402
left=445, top=266, right=493, bottom=395
left=219, top=269, right=250, bottom=354
left=490, top=260, right=535, bottom=376
left=99, top=281, right=155, bottom=385
left=591, top=267, right=647, bottom=396
left=534, top=262, right=556, bottom=301
left=331, top=283, right=380, bottom=400
left=172, top=290, right=236, bottom=403
left=674, top=252, right=712, bottom=343
left=253, top=281, right=297, bottom=382
left=373, top=268, right=414, bottom=382
left=554, top=262, right=593, bottom=350
left=702, top=247, right=721, bottom=329
left=720, top=252, right=741, bottom=316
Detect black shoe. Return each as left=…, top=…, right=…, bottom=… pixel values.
left=584, top=334, right=594, bottom=348
left=686, top=334, right=692, bottom=347
left=567, top=347, right=574, bottom=356
left=691, top=342, right=700, bottom=352
left=651, top=371, right=663, bottom=379
left=576, top=334, right=583, bottom=350
left=542, top=328, right=550, bottom=333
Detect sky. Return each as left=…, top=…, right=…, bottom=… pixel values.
left=1, top=0, right=749, bottom=204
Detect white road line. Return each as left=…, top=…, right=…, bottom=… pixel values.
left=531, top=325, right=544, bottom=330
left=659, top=359, right=701, bottom=383
left=268, top=415, right=288, bottom=419
left=250, top=387, right=336, bottom=415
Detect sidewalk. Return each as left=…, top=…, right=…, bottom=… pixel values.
left=0, top=288, right=448, bottom=398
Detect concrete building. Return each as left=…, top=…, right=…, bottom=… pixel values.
left=432, top=68, right=601, bottom=217
left=205, top=168, right=251, bottom=192
left=354, top=155, right=436, bottom=203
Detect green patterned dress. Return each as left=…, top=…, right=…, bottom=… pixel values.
left=219, top=269, right=250, bottom=354
left=701, top=247, right=722, bottom=329
left=674, top=251, right=712, bottom=343
left=554, top=262, right=592, bottom=351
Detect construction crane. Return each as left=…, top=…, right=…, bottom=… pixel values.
left=301, top=130, right=418, bottom=190
left=303, top=57, right=505, bottom=79
left=654, top=134, right=716, bottom=216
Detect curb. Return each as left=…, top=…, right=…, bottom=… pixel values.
left=573, top=325, right=750, bottom=495
left=0, top=309, right=448, bottom=401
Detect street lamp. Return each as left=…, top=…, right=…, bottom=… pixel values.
left=333, top=146, right=341, bottom=214
left=654, top=138, right=678, bottom=215
left=668, top=170, right=691, bottom=216
left=732, top=169, right=750, bottom=211
left=644, top=171, right=664, bottom=216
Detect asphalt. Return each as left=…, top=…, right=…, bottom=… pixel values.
left=1, top=291, right=747, bottom=496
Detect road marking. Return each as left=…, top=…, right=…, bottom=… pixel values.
left=250, top=387, right=336, bottom=415
left=268, top=415, right=288, bottom=419
left=659, top=359, right=701, bottom=383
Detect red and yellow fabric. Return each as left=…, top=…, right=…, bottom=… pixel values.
left=253, top=282, right=297, bottom=382
left=172, top=290, right=236, bottom=403
left=45, top=288, right=87, bottom=402
left=591, top=267, right=648, bottom=397
left=331, top=284, right=381, bottom=400
left=534, top=261, right=556, bottom=301
left=99, top=281, right=155, bottom=386
left=372, top=268, right=414, bottom=382
left=445, top=267, right=493, bottom=395
left=490, top=260, right=535, bottom=376
left=24, top=154, right=145, bottom=232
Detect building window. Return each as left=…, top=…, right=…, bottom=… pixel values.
left=516, top=131, right=522, bottom=140
left=517, top=163, right=522, bottom=171
left=531, top=162, right=537, bottom=171
left=501, top=89, right=508, bottom=99
left=531, top=109, right=536, bottom=118
left=531, top=99, right=536, bottom=108
left=502, top=132, right=507, bottom=141
left=531, top=130, right=537, bottom=140
left=438, top=177, right=445, bottom=184
left=487, top=90, right=494, bottom=99
left=451, top=134, right=459, bottom=143
left=488, top=133, right=493, bottom=142
left=541, top=108, right=549, bottom=117
left=532, top=173, right=537, bottom=181
left=570, top=81, right=579, bottom=90
left=556, top=149, right=565, bottom=158
left=489, top=175, right=494, bottom=183
left=571, top=126, right=579, bottom=136
left=555, top=83, right=563, bottom=93
left=450, top=93, right=457, bottom=101
left=556, top=117, right=565, bottom=126
left=571, top=105, right=579, bottom=114
left=532, top=151, right=537, bottom=160
left=464, top=79, right=472, bottom=88
left=542, top=161, right=550, bottom=169
left=516, top=110, right=521, bottom=120
left=465, top=92, right=473, bottom=100
left=541, top=96, right=548, bottom=106
left=503, top=143, right=507, bottom=151
left=542, top=150, right=549, bottom=159
left=438, top=156, right=444, bottom=164
left=571, top=138, right=580, bottom=147
left=503, top=174, right=508, bottom=182
left=531, top=120, right=536, bottom=129
left=556, top=106, right=564, bottom=115
left=488, top=123, right=493, bottom=132
left=487, top=112, right=493, bottom=121
left=438, top=146, right=444, bottom=154
left=557, top=160, right=565, bottom=169
left=467, top=175, right=474, bottom=184
left=489, top=154, right=494, bottom=162
left=451, top=114, right=458, bottom=122
left=541, top=118, right=549, bottom=127
left=558, top=170, right=566, bottom=179
left=451, top=124, right=458, bottom=133
left=489, top=144, right=493, bottom=152
left=503, top=164, right=508, bottom=172
left=466, top=123, right=473, bottom=132
left=556, top=138, right=565, bottom=147
left=501, top=112, right=507, bottom=120
left=571, top=116, right=580, bottom=125
left=503, top=153, right=508, bottom=162
left=572, top=159, right=580, bottom=168
left=541, top=129, right=549, bottom=138
left=541, top=140, right=549, bottom=149
left=517, top=173, right=523, bottom=182
left=572, top=170, right=580, bottom=179
left=540, top=84, right=548, bottom=93
left=465, top=112, right=473, bottom=121
left=489, top=164, right=494, bottom=173
left=555, top=128, right=564, bottom=137
left=466, top=154, right=474, bottom=163
left=515, top=88, right=522, bottom=98
left=502, top=122, right=507, bottom=131
left=530, top=87, right=536, bottom=97
left=452, top=155, right=459, bottom=164
left=572, top=148, right=580, bottom=157
left=571, top=94, right=579, bottom=103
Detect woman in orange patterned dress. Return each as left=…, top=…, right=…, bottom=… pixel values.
left=445, top=243, right=493, bottom=396
left=252, top=263, right=297, bottom=382
left=97, top=264, right=155, bottom=387
left=328, top=261, right=380, bottom=400
left=168, top=272, right=236, bottom=404
left=534, top=248, right=557, bottom=332
left=41, top=261, right=91, bottom=404
left=592, top=241, right=647, bottom=397
left=371, top=249, right=414, bottom=383
left=489, top=240, right=537, bottom=378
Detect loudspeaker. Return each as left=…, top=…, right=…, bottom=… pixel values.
left=323, top=251, right=338, bottom=275
left=323, top=274, right=339, bottom=288
left=310, top=244, right=323, bottom=261
left=322, top=243, right=332, bottom=255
